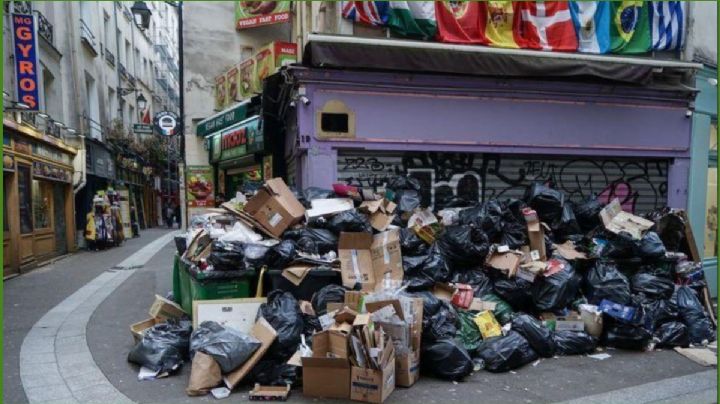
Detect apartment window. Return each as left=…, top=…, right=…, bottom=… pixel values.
left=80, top=1, right=96, bottom=32
left=134, top=48, right=140, bottom=74
left=108, top=87, right=116, bottom=121
left=103, top=11, right=113, bottom=54
left=143, top=58, right=148, bottom=82
left=119, top=98, right=126, bottom=124
left=32, top=180, right=52, bottom=229
left=705, top=122, right=718, bottom=258
left=129, top=105, right=135, bottom=124
left=84, top=72, right=101, bottom=139
left=125, top=39, right=131, bottom=67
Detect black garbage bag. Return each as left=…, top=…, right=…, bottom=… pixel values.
left=303, top=187, right=334, bottom=203
left=421, top=338, right=474, bottom=380
left=399, top=228, right=429, bottom=256
left=676, top=286, right=715, bottom=344
left=653, top=321, right=690, bottom=348
left=477, top=331, right=538, bottom=373
left=386, top=175, right=421, bottom=192
left=311, top=284, right=346, bottom=316
left=403, top=275, right=435, bottom=291
left=525, top=183, right=564, bottom=225
left=480, top=293, right=515, bottom=324
left=500, top=220, right=528, bottom=250
left=494, top=278, right=535, bottom=312
left=265, top=240, right=297, bottom=270
left=584, top=261, right=632, bottom=305
left=190, top=321, right=261, bottom=373
left=302, top=313, right=322, bottom=339
left=436, top=225, right=489, bottom=266
left=641, top=299, right=680, bottom=331
left=637, top=231, right=666, bottom=258
left=553, top=331, right=597, bottom=355
left=174, top=235, right=188, bottom=255
left=599, top=232, right=637, bottom=259
left=207, top=241, right=245, bottom=271
left=652, top=210, right=688, bottom=253
left=631, top=273, right=674, bottom=300
left=422, top=300, right=458, bottom=342
left=511, top=314, right=555, bottom=357
left=283, top=228, right=338, bottom=255
left=403, top=244, right=452, bottom=285
left=457, top=310, right=483, bottom=355
left=398, top=189, right=422, bottom=212
left=250, top=359, right=299, bottom=386
left=327, top=209, right=372, bottom=234
left=443, top=197, right=474, bottom=208
left=532, top=259, right=581, bottom=311
left=604, top=323, right=652, bottom=350
left=451, top=270, right=494, bottom=297
left=553, top=204, right=582, bottom=242
left=573, top=197, right=605, bottom=232
left=257, top=291, right=305, bottom=360
left=242, top=243, right=271, bottom=271
left=127, top=320, right=192, bottom=373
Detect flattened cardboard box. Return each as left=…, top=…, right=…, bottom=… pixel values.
left=370, top=230, right=403, bottom=288
left=600, top=198, right=653, bottom=240
left=243, top=178, right=305, bottom=238
left=149, top=294, right=186, bottom=322
left=224, top=318, right=277, bottom=390
left=339, top=232, right=376, bottom=291
left=302, top=331, right=351, bottom=399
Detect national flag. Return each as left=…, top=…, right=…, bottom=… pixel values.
left=141, top=108, right=151, bottom=124
left=569, top=1, right=611, bottom=54
left=387, top=1, right=437, bottom=40
left=341, top=1, right=389, bottom=27
left=649, top=1, right=685, bottom=51
left=484, top=1, right=519, bottom=48
left=515, top=1, right=578, bottom=51
left=435, top=1, right=489, bottom=45
left=610, top=1, right=651, bottom=54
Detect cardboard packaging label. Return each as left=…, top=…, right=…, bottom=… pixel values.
left=370, top=230, right=403, bottom=289
left=474, top=310, right=502, bottom=339
left=243, top=178, right=305, bottom=238
left=541, top=311, right=584, bottom=332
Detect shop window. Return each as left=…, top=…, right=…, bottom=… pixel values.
left=3, top=173, right=9, bottom=232
left=32, top=180, right=52, bottom=230
left=704, top=122, right=718, bottom=258
left=17, top=165, right=33, bottom=234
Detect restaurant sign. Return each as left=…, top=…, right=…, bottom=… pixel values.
left=214, top=116, right=262, bottom=162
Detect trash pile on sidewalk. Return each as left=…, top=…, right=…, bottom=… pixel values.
left=127, top=176, right=717, bottom=401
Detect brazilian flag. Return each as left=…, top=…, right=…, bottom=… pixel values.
left=610, top=1, right=651, bottom=54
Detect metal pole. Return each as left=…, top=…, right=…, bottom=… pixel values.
left=177, top=1, right=185, bottom=229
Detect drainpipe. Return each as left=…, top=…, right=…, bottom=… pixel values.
left=68, top=3, right=86, bottom=195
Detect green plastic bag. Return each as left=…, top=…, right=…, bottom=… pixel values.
left=480, top=293, right=514, bottom=325
left=457, top=310, right=482, bottom=354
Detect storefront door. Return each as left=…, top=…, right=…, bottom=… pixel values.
left=53, top=183, right=67, bottom=255
left=3, top=172, right=17, bottom=277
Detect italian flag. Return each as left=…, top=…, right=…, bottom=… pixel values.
left=387, top=1, right=437, bottom=40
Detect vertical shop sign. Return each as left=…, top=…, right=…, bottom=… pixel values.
left=186, top=166, right=215, bottom=208
left=235, top=1, right=291, bottom=30
left=12, top=13, right=40, bottom=110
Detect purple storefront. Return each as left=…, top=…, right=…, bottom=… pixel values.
left=266, top=36, right=699, bottom=214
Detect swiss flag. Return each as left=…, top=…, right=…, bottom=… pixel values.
left=515, top=1, right=578, bottom=52
left=435, top=1, right=489, bottom=45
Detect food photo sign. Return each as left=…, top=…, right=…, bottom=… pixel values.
left=235, top=1, right=291, bottom=30
left=186, top=166, right=215, bottom=208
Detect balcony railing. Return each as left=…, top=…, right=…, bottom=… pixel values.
left=79, top=19, right=98, bottom=56
left=119, top=63, right=129, bottom=81
left=104, top=48, right=116, bottom=66
left=37, top=11, right=53, bottom=45
left=127, top=74, right=136, bottom=87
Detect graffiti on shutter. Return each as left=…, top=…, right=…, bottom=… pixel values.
left=336, top=151, right=668, bottom=214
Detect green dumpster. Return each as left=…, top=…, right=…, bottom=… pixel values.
left=177, top=257, right=254, bottom=315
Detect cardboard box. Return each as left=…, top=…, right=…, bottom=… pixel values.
left=149, top=295, right=186, bottom=322
left=432, top=283, right=456, bottom=301
left=360, top=199, right=397, bottom=232
left=474, top=310, right=502, bottom=339
left=395, top=350, right=420, bottom=388
left=469, top=299, right=497, bottom=312
left=553, top=241, right=588, bottom=261
left=130, top=317, right=157, bottom=344
left=451, top=284, right=474, bottom=309
left=600, top=198, right=654, bottom=240
left=523, top=208, right=547, bottom=261
left=281, top=264, right=313, bottom=286
left=224, top=318, right=278, bottom=390
left=302, top=331, right=351, bottom=399
left=541, top=311, right=584, bottom=332
left=370, top=230, right=403, bottom=289
left=486, top=247, right=524, bottom=276
left=249, top=384, right=290, bottom=401
left=350, top=344, right=395, bottom=403
left=339, top=232, right=376, bottom=291
left=345, top=291, right=366, bottom=312
left=243, top=178, right=305, bottom=237
left=598, top=299, right=637, bottom=322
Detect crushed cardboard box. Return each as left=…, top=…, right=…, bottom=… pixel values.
left=243, top=178, right=306, bottom=238
left=600, top=198, right=654, bottom=240
left=302, top=330, right=352, bottom=399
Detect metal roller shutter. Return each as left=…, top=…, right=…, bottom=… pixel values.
left=337, top=150, right=669, bottom=214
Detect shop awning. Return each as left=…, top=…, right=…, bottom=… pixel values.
left=303, top=34, right=702, bottom=87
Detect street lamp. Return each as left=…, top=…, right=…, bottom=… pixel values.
left=131, top=1, right=152, bottom=30
left=137, top=93, right=147, bottom=112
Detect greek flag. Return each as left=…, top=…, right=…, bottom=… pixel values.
left=649, top=1, right=685, bottom=50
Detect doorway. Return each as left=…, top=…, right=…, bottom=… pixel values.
left=53, top=183, right=67, bottom=255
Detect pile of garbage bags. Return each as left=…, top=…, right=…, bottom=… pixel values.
left=139, top=176, right=715, bottom=396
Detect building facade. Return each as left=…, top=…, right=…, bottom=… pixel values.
left=2, top=1, right=179, bottom=277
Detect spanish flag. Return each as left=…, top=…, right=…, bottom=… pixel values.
left=436, top=1, right=519, bottom=48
